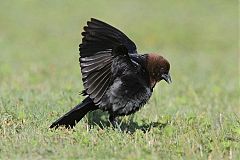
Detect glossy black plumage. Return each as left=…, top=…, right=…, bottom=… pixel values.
left=50, top=18, right=171, bottom=129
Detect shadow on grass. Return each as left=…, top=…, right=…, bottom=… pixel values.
left=86, top=110, right=168, bottom=134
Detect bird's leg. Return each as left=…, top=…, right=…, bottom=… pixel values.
left=109, top=114, right=118, bottom=128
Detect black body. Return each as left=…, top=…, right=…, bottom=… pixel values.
left=50, top=18, right=153, bottom=129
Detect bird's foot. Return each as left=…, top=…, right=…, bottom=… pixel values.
left=109, top=115, right=121, bottom=130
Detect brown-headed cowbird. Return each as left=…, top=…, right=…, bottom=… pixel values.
left=50, top=18, right=171, bottom=129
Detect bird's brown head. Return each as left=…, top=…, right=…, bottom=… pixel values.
left=146, top=53, right=171, bottom=89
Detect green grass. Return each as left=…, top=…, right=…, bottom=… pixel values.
left=0, top=0, right=239, bottom=159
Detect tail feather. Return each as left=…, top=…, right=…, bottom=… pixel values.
left=50, top=97, right=97, bottom=129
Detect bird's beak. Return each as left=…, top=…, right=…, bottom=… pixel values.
left=162, top=73, right=172, bottom=84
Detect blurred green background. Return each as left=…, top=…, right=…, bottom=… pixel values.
left=0, top=0, right=239, bottom=159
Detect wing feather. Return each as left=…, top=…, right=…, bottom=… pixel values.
left=79, top=18, right=138, bottom=104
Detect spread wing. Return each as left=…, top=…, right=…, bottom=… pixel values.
left=79, top=18, right=138, bottom=104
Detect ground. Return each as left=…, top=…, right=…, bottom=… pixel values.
left=0, top=1, right=239, bottom=159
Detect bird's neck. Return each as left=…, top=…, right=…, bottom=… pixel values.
left=145, top=54, right=158, bottom=89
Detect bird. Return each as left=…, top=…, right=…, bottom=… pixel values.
left=50, top=18, right=171, bottom=129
